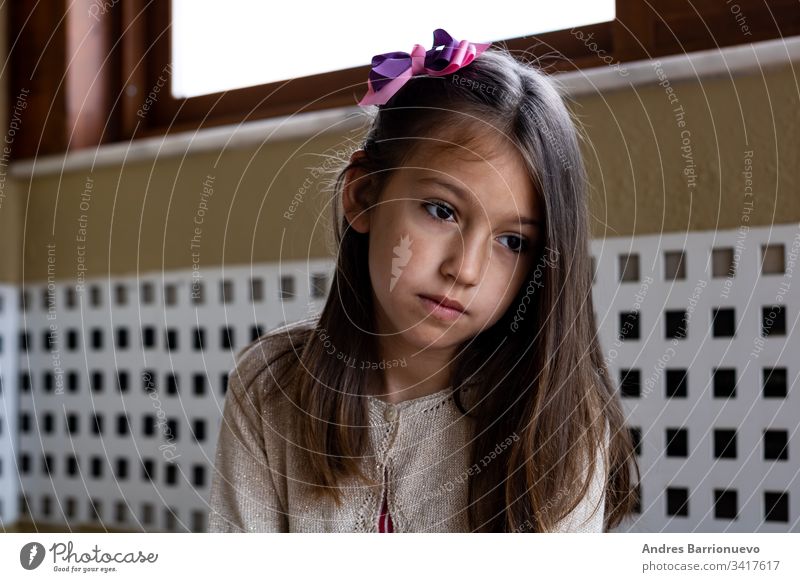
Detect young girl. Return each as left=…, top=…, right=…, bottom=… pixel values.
left=208, top=29, right=639, bottom=533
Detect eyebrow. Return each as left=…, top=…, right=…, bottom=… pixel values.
left=418, top=176, right=541, bottom=227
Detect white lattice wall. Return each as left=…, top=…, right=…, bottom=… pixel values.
left=1, top=223, right=798, bottom=532
left=0, top=283, right=21, bottom=527
left=11, top=260, right=332, bottom=531
left=594, top=223, right=799, bottom=532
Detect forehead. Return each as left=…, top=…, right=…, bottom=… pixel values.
left=396, top=133, right=539, bottom=215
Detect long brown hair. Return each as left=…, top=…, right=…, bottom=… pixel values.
left=262, top=46, right=639, bottom=532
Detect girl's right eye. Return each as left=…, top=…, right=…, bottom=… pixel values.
left=422, top=200, right=456, bottom=223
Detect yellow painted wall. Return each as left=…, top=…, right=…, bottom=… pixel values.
left=0, top=2, right=25, bottom=284
left=5, top=17, right=798, bottom=284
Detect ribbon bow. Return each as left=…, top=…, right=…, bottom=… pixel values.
left=358, top=28, right=492, bottom=107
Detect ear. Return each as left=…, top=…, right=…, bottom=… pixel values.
left=342, top=149, right=378, bottom=234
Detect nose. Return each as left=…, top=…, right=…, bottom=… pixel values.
left=441, top=228, right=488, bottom=286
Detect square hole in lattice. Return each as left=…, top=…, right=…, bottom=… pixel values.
left=711, top=307, right=736, bottom=338
left=167, top=374, right=179, bottom=395
left=166, top=329, right=178, bottom=351
left=19, top=330, right=29, bottom=352
left=192, top=419, right=206, bottom=442
left=90, top=499, right=102, bottom=521
left=114, top=284, right=127, bottom=306
left=761, top=244, right=785, bottom=275
left=143, top=503, right=155, bottom=525
left=193, top=465, right=205, bottom=487
left=167, top=418, right=178, bottom=441
left=220, top=280, right=234, bottom=304
left=250, top=325, right=265, bottom=342
left=280, top=275, right=296, bottom=300
left=116, top=328, right=129, bottom=349
left=92, top=414, right=103, bottom=435
left=67, top=372, right=79, bottom=393
left=666, top=487, right=689, bottom=517
left=665, top=428, right=688, bottom=457
left=191, top=281, right=204, bottom=305
left=66, top=413, right=79, bottom=435
left=763, top=368, right=788, bottom=398
left=664, top=251, right=686, bottom=280
left=164, top=283, right=178, bottom=306
left=116, top=500, right=128, bottom=521
left=221, top=326, right=234, bottom=350
left=143, top=416, right=155, bottom=437
left=619, top=311, right=640, bottom=340
left=192, top=510, right=206, bottom=532
left=764, top=430, right=789, bottom=461
left=713, top=429, right=737, bottom=459
left=713, top=368, right=737, bottom=398
left=117, top=371, right=129, bottom=393
left=141, top=282, right=155, bottom=304
left=165, top=507, right=178, bottom=530
left=193, top=374, right=206, bottom=396
left=117, top=414, right=130, bottom=436
left=142, top=370, right=156, bottom=392
left=67, top=329, right=78, bottom=350
left=712, top=247, right=736, bottom=278
left=193, top=327, right=205, bottom=351
left=90, top=285, right=102, bottom=307
left=761, top=305, right=786, bottom=337
left=192, top=327, right=206, bottom=351
left=142, top=459, right=156, bottom=481
left=618, top=253, right=639, bottom=282
left=142, top=326, right=156, bottom=349
left=713, top=489, right=738, bottom=520
left=665, top=369, right=688, bottom=398
left=665, top=310, right=688, bottom=339
left=65, top=287, right=77, bottom=309
left=42, top=330, right=53, bottom=351
left=92, top=371, right=104, bottom=392
left=250, top=278, right=264, bottom=302
left=632, top=484, right=642, bottom=514
left=220, top=373, right=229, bottom=395
left=311, top=273, right=329, bottom=299
left=619, top=369, right=641, bottom=398
left=91, top=328, right=103, bottom=350
left=764, top=491, right=789, bottom=523
left=629, top=426, right=642, bottom=456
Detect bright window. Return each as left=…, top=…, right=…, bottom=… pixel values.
left=171, top=0, right=616, bottom=98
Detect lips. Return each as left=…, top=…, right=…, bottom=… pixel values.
left=419, top=294, right=466, bottom=313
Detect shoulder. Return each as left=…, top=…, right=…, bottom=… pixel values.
left=227, top=317, right=316, bottom=403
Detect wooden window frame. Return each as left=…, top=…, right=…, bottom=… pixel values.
left=8, top=0, right=800, bottom=159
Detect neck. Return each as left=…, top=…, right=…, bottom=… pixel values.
left=373, top=331, right=458, bottom=405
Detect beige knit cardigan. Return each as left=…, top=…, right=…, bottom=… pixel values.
left=207, top=334, right=608, bottom=533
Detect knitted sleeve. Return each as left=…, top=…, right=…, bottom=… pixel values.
left=207, top=343, right=289, bottom=532
left=551, top=420, right=610, bottom=533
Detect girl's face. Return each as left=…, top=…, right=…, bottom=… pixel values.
left=344, top=136, right=542, bottom=352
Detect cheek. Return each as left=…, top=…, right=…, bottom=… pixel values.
left=476, top=259, right=530, bottom=315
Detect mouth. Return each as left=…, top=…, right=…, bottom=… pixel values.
left=418, top=294, right=467, bottom=321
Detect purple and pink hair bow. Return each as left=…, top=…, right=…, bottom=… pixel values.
left=358, top=28, right=492, bottom=107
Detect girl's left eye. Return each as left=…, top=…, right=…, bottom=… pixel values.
left=422, top=200, right=529, bottom=254
left=422, top=200, right=456, bottom=222
left=497, top=235, right=529, bottom=254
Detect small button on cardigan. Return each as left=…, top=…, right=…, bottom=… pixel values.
left=207, top=333, right=608, bottom=533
